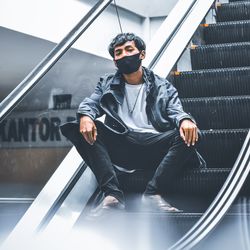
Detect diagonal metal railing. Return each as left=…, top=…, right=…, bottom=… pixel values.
left=2, top=0, right=250, bottom=249
left=1, top=1, right=208, bottom=247
left=0, top=0, right=113, bottom=122
left=169, top=130, right=250, bottom=250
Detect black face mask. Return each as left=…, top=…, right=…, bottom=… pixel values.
left=115, top=53, right=142, bottom=74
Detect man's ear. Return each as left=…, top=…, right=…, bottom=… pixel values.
left=140, top=50, right=146, bottom=60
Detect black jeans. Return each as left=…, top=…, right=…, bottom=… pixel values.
left=66, top=121, right=197, bottom=204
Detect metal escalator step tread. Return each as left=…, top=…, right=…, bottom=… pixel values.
left=181, top=96, right=250, bottom=129
left=118, top=168, right=231, bottom=195
left=82, top=211, right=250, bottom=219
left=191, top=42, right=250, bottom=70
left=119, top=167, right=250, bottom=196
left=216, top=2, right=250, bottom=22
left=198, top=129, right=248, bottom=168
left=124, top=212, right=203, bottom=219
left=173, top=67, right=250, bottom=98
left=77, top=210, right=250, bottom=248
left=77, top=212, right=202, bottom=247
left=230, top=0, right=250, bottom=2
left=204, top=20, right=250, bottom=44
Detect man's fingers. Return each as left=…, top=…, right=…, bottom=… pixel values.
left=185, top=128, right=192, bottom=147
left=87, top=125, right=96, bottom=145
left=87, top=131, right=94, bottom=145
left=191, top=127, right=197, bottom=146
left=79, top=116, right=97, bottom=145
left=195, top=127, right=199, bottom=144
left=82, top=131, right=91, bottom=145
left=180, top=127, right=191, bottom=146
left=93, top=127, right=97, bottom=141
left=81, top=127, right=95, bottom=145
left=180, top=119, right=199, bottom=147
left=179, top=127, right=185, bottom=142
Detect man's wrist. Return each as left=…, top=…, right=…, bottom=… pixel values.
left=80, top=115, right=93, bottom=122
left=80, top=115, right=94, bottom=122
left=179, top=118, right=196, bottom=128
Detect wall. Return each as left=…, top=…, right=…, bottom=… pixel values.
left=0, top=27, right=115, bottom=185
left=0, top=0, right=145, bottom=58
left=0, top=0, right=177, bottom=185
left=0, top=0, right=177, bottom=58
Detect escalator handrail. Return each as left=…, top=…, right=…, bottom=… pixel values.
left=0, top=0, right=200, bottom=123
left=152, top=0, right=250, bottom=249
left=0, top=0, right=113, bottom=123
left=5, top=1, right=249, bottom=249
left=144, top=0, right=197, bottom=69
left=169, top=130, right=250, bottom=250
left=151, top=0, right=215, bottom=77
left=1, top=147, right=86, bottom=247
left=1, top=0, right=208, bottom=243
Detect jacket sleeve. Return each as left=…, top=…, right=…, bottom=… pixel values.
left=165, top=79, right=196, bottom=128
left=77, top=76, right=105, bottom=121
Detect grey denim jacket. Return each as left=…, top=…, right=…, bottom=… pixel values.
left=77, top=67, right=195, bottom=135
left=61, top=67, right=206, bottom=169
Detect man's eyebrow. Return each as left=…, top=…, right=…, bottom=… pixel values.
left=114, top=45, right=134, bottom=52
left=124, top=45, right=133, bottom=49
left=114, top=48, right=122, bottom=52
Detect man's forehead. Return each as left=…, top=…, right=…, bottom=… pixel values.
left=114, top=40, right=136, bottom=51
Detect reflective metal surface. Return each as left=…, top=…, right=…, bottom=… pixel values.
left=151, top=0, right=215, bottom=77
left=170, top=130, right=250, bottom=250
left=2, top=0, right=250, bottom=249
left=40, top=166, right=97, bottom=233
left=1, top=147, right=83, bottom=249
left=1, top=1, right=217, bottom=249
left=144, top=0, right=196, bottom=69
left=0, top=0, right=113, bottom=122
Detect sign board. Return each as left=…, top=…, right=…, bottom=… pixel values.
left=0, top=110, right=76, bottom=148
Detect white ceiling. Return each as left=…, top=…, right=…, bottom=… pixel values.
left=116, top=0, right=178, bottom=17
left=79, top=0, right=178, bottom=17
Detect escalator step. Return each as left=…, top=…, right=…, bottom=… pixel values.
left=191, top=42, right=250, bottom=70
left=174, top=168, right=230, bottom=194
left=118, top=168, right=230, bottom=195
left=77, top=209, right=250, bottom=250
left=119, top=167, right=250, bottom=196
left=203, top=20, right=250, bottom=44
left=198, top=129, right=248, bottom=168
left=216, top=2, right=250, bottom=22
left=230, top=0, right=250, bottom=2
left=181, top=96, right=250, bottom=129
left=78, top=211, right=202, bottom=249
left=173, top=67, right=250, bottom=98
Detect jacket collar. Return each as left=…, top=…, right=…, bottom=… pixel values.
left=110, top=66, right=154, bottom=92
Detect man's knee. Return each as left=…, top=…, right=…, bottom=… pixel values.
left=171, top=130, right=186, bottom=146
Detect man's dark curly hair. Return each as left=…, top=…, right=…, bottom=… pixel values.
left=108, top=33, right=146, bottom=58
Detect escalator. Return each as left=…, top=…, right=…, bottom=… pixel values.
left=0, top=0, right=113, bottom=245
left=0, top=197, right=34, bottom=242
left=174, top=0, right=250, bottom=197
left=1, top=0, right=250, bottom=249
left=170, top=0, right=250, bottom=248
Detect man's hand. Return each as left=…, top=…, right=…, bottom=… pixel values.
left=179, top=119, right=198, bottom=147
left=79, top=116, right=97, bottom=145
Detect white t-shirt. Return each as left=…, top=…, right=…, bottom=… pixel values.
left=117, top=83, right=159, bottom=134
